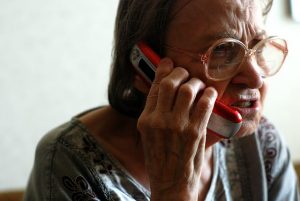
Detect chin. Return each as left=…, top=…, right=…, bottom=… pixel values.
left=234, top=115, right=261, bottom=138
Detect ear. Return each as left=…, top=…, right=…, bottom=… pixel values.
left=133, top=74, right=151, bottom=94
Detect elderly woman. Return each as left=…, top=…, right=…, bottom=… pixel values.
left=24, top=0, right=299, bottom=200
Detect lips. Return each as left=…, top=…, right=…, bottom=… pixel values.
left=229, top=98, right=260, bottom=118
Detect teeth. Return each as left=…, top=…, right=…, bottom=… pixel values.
left=233, top=101, right=252, bottom=108
left=239, top=94, right=257, bottom=100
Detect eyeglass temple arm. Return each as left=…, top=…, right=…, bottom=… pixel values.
left=164, top=44, right=208, bottom=62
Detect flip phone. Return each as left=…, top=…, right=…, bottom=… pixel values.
left=130, top=42, right=242, bottom=138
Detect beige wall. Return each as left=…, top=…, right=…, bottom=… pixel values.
left=0, top=0, right=299, bottom=190
left=0, top=0, right=117, bottom=190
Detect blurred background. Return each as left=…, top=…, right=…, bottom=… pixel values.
left=0, top=0, right=299, bottom=191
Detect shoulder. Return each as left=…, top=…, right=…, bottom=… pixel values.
left=33, top=117, right=112, bottom=179
left=33, top=118, right=92, bottom=167
left=25, top=119, right=109, bottom=201
left=36, top=119, right=79, bottom=153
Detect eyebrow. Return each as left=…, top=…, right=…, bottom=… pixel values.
left=215, top=31, right=240, bottom=40
left=214, top=30, right=267, bottom=40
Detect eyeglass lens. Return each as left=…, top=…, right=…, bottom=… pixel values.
left=207, top=38, right=287, bottom=80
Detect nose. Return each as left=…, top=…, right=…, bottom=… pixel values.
left=231, top=57, right=264, bottom=89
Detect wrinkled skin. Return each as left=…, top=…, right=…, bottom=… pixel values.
left=165, top=0, right=268, bottom=137
left=137, top=0, right=268, bottom=200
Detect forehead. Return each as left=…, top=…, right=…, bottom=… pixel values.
left=172, top=0, right=257, bottom=16
left=167, top=0, right=265, bottom=47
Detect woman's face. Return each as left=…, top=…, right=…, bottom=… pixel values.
left=165, top=0, right=267, bottom=137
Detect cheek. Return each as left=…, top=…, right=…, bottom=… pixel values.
left=206, top=80, right=230, bottom=99
left=259, top=82, right=268, bottom=107
left=165, top=52, right=209, bottom=82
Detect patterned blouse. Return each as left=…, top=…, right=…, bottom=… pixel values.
left=24, top=110, right=300, bottom=201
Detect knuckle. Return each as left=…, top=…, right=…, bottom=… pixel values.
left=174, top=67, right=189, bottom=77
left=189, top=127, right=200, bottom=139
left=160, top=78, right=177, bottom=91
left=137, top=117, right=148, bottom=131
left=178, top=84, right=195, bottom=99
left=171, top=121, right=185, bottom=133
left=156, top=115, right=185, bottom=132
left=172, top=115, right=191, bottom=134
left=199, top=96, right=214, bottom=110
left=148, top=114, right=170, bottom=129
left=149, top=119, right=165, bottom=129
left=137, top=113, right=155, bottom=129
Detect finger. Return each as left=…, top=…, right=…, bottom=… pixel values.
left=194, top=134, right=207, bottom=174
left=190, top=87, right=218, bottom=130
left=173, top=78, right=206, bottom=117
left=144, top=58, right=174, bottom=112
left=156, top=67, right=189, bottom=112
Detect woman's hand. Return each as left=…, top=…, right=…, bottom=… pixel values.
left=137, top=58, right=218, bottom=201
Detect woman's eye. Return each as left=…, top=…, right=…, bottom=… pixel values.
left=214, top=44, right=229, bottom=55
left=212, top=43, right=236, bottom=61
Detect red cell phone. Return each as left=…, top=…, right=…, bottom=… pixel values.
left=130, top=42, right=242, bottom=139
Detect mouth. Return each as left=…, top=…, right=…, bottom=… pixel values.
left=229, top=92, right=260, bottom=109
left=230, top=100, right=256, bottom=108
left=229, top=98, right=260, bottom=118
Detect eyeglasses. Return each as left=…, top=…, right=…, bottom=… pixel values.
left=165, top=36, right=288, bottom=81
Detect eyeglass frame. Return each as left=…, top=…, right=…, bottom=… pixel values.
left=164, top=36, right=288, bottom=81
